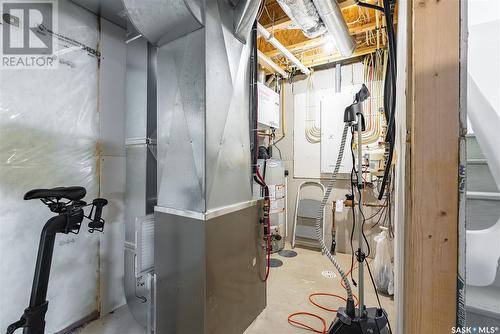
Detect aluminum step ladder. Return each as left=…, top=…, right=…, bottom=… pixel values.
left=292, top=181, right=326, bottom=251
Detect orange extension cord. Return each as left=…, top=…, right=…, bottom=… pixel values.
left=287, top=264, right=364, bottom=334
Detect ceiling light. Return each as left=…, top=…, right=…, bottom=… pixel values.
left=323, top=35, right=336, bottom=53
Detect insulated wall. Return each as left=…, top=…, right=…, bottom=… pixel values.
left=0, top=2, right=100, bottom=332
left=98, top=18, right=127, bottom=315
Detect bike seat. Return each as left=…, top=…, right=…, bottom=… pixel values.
left=24, top=187, right=87, bottom=201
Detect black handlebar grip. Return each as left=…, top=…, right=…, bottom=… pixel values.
left=88, top=198, right=108, bottom=231
left=93, top=198, right=108, bottom=218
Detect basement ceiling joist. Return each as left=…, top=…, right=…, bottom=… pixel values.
left=258, top=0, right=398, bottom=72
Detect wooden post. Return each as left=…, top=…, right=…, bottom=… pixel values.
left=405, top=0, right=460, bottom=333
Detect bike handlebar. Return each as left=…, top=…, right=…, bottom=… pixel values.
left=88, top=198, right=108, bottom=233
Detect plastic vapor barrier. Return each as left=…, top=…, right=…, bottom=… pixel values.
left=0, top=2, right=100, bottom=332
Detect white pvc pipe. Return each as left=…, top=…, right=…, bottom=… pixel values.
left=257, top=50, right=290, bottom=79
left=257, top=23, right=311, bottom=75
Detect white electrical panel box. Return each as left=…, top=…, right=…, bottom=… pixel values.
left=257, top=82, right=280, bottom=128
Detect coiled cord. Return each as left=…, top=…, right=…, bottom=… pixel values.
left=315, top=123, right=353, bottom=301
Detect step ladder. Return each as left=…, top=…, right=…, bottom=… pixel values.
left=292, top=181, right=326, bottom=251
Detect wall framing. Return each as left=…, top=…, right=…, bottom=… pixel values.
left=404, top=0, right=461, bottom=333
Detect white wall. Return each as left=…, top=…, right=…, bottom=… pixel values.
left=0, top=2, right=100, bottom=332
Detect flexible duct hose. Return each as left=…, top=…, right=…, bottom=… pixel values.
left=315, top=123, right=354, bottom=301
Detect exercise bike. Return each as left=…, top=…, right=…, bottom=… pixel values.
left=6, top=186, right=108, bottom=334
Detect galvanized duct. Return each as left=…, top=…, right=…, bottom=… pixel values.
left=122, top=0, right=262, bottom=212
left=123, top=0, right=260, bottom=46
left=122, top=0, right=203, bottom=46
left=276, top=0, right=327, bottom=38
left=234, top=0, right=262, bottom=43
left=276, top=0, right=355, bottom=57
left=312, top=0, right=355, bottom=56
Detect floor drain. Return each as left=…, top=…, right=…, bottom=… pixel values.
left=269, top=258, right=283, bottom=267
left=321, top=270, right=337, bottom=279
left=278, top=250, right=298, bottom=258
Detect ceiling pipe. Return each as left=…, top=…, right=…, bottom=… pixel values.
left=257, top=50, right=290, bottom=79
left=276, top=0, right=327, bottom=38
left=257, top=23, right=311, bottom=75
left=312, top=0, right=355, bottom=57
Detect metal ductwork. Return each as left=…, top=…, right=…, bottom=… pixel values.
left=234, top=0, right=262, bottom=43
left=122, top=0, right=203, bottom=46
left=275, top=0, right=355, bottom=57
left=122, top=0, right=260, bottom=46
left=276, top=0, right=327, bottom=38
left=312, top=0, right=355, bottom=56
left=122, top=1, right=266, bottom=333
left=70, top=0, right=126, bottom=28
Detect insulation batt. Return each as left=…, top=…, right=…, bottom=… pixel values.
left=276, top=0, right=327, bottom=38
left=0, top=2, right=100, bottom=332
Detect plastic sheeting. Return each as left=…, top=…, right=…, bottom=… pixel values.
left=0, top=2, right=100, bottom=332
left=276, top=0, right=327, bottom=38
left=373, top=230, right=394, bottom=295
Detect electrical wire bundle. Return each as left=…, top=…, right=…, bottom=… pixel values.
left=251, top=20, right=271, bottom=282
left=357, top=0, right=397, bottom=201
left=305, top=73, right=321, bottom=144
left=347, top=127, right=386, bottom=314
left=360, top=50, right=386, bottom=145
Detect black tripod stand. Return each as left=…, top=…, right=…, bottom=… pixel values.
left=6, top=187, right=108, bottom=334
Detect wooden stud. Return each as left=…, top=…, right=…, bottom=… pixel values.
left=404, top=0, right=460, bottom=333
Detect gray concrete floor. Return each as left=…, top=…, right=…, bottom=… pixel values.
left=76, top=246, right=395, bottom=333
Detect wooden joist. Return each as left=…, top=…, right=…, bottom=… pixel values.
left=300, top=45, right=378, bottom=67
left=262, top=0, right=359, bottom=31
left=262, top=18, right=396, bottom=59
left=258, top=0, right=398, bottom=71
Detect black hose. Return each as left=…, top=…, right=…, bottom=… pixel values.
left=356, top=0, right=384, bottom=12
left=349, top=129, right=357, bottom=286
left=383, top=0, right=397, bottom=140
left=250, top=21, right=259, bottom=175
left=377, top=0, right=397, bottom=200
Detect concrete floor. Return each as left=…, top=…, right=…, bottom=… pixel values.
left=75, top=246, right=395, bottom=334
